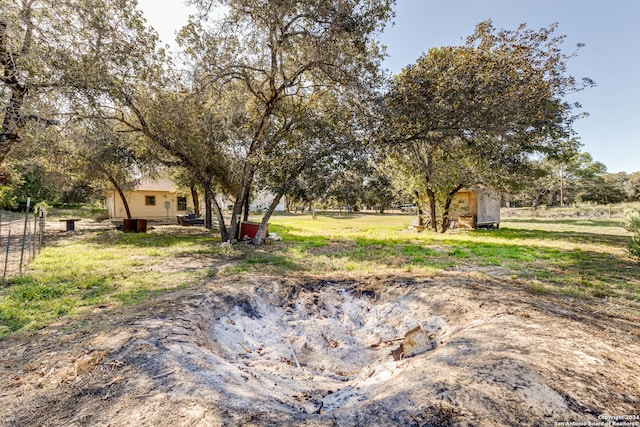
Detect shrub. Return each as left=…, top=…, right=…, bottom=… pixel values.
left=623, top=209, right=640, bottom=259
left=0, top=186, right=17, bottom=210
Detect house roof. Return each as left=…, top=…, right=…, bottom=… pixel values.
left=135, top=177, right=177, bottom=192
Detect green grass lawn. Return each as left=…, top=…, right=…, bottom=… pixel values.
left=263, top=213, right=637, bottom=291
left=0, top=230, right=221, bottom=336
left=1, top=212, right=638, bottom=337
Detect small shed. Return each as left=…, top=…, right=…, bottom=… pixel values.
left=449, top=188, right=501, bottom=229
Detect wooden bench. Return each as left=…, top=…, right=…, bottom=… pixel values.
left=59, top=218, right=81, bottom=231
left=177, top=214, right=205, bottom=226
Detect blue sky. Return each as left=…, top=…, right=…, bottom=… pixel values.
left=138, top=0, right=639, bottom=173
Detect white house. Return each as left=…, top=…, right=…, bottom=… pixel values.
left=106, top=177, right=285, bottom=219
left=105, top=177, right=193, bottom=219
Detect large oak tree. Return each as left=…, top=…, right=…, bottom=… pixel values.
left=1, top=0, right=66, bottom=164
left=382, top=21, right=594, bottom=232
left=180, top=0, right=394, bottom=242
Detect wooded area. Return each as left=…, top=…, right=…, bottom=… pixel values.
left=2, top=0, right=636, bottom=241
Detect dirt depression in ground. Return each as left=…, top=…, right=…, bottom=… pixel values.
left=1, top=274, right=639, bottom=426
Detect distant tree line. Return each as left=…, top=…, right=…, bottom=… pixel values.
left=508, top=152, right=640, bottom=208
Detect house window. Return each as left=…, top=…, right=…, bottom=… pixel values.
left=145, top=195, right=156, bottom=206
left=177, top=196, right=187, bottom=211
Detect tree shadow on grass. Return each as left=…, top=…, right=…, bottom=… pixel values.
left=485, top=227, right=630, bottom=248
left=86, top=229, right=219, bottom=249
left=503, top=218, right=623, bottom=228
left=286, top=235, right=640, bottom=301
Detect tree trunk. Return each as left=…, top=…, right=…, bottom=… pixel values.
left=202, top=180, right=227, bottom=240
left=228, top=100, right=277, bottom=242
left=426, top=189, right=438, bottom=232
left=190, top=185, right=200, bottom=217
left=252, top=192, right=283, bottom=246
left=532, top=189, right=548, bottom=210
left=0, top=96, right=25, bottom=163
left=229, top=168, right=254, bottom=242
left=100, top=169, right=133, bottom=219
left=243, top=188, right=250, bottom=222
left=210, top=195, right=226, bottom=237
left=117, top=187, right=132, bottom=219
left=0, top=19, right=28, bottom=163
left=441, top=198, right=452, bottom=233
left=440, top=184, right=463, bottom=233
left=110, top=179, right=132, bottom=219
left=204, top=190, right=212, bottom=229
left=414, top=191, right=426, bottom=227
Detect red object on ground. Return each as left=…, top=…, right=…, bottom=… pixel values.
left=240, top=221, right=268, bottom=240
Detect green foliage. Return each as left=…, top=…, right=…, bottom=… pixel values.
left=12, top=168, right=60, bottom=210
left=58, top=179, right=103, bottom=205
left=2, top=0, right=165, bottom=209
left=362, top=171, right=396, bottom=213
left=0, top=162, right=102, bottom=211
left=626, top=172, right=640, bottom=201
left=0, top=186, right=17, bottom=210
left=255, top=90, right=373, bottom=217
left=579, top=175, right=628, bottom=205
left=624, top=209, right=640, bottom=259
left=512, top=153, right=640, bottom=208
left=0, top=162, right=66, bottom=211
left=327, top=169, right=365, bottom=212
left=382, top=21, right=594, bottom=230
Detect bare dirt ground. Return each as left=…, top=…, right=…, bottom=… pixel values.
left=1, top=271, right=639, bottom=427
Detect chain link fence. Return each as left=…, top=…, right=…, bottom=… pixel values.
left=0, top=198, right=46, bottom=283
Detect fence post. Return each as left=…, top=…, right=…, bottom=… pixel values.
left=19, top=197, right=31, bottom=275
left=3, top=230, right=11, bottom=283
left=32, top=210, right=39, bottom=261
left=37, top=207, right=45, bottom=254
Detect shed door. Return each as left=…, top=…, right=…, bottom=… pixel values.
left=477, top=190, right=500, bottom=224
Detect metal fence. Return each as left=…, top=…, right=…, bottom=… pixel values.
left=0, top=198, right=46, bottom=282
